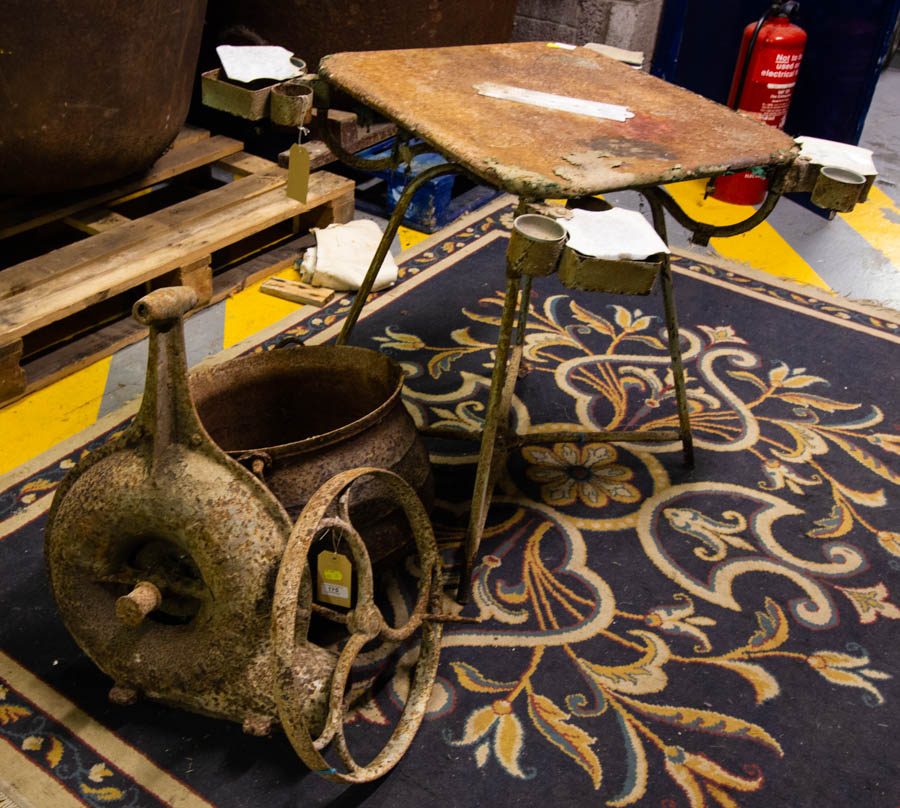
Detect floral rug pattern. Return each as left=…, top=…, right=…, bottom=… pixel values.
left=360, top=263, right=900, bottom=805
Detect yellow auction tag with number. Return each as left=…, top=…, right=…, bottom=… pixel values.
left=317, top=550, right=352, bottom=608
left=286, top=143, right=310, bottom=204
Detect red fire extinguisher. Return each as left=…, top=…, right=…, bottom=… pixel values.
left=711, top=1, right=806, bottom=205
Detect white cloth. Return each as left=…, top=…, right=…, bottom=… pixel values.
left=562, top=208, right=669, bottom=260
left=216, top=45, right=302, bottom=83
left=795, top=136, right=877, bottom=177
left=300, top=219, right=399, bottom=291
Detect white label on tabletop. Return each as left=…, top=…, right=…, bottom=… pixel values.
left=474, top=82, right=634, bottom=122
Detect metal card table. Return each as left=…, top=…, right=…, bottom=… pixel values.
left=314, top=42, right=797, bottom=599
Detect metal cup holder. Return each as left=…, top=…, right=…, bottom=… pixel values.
left=506, top=213, right=568, bottom=276
left=557, top=248, right=663, bottom=295
left=270, top=79, right=314, bottom=127
left=811, top=165, right=867, bottom=212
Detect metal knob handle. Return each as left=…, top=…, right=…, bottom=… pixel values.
left=133, top=286, right=198, bottom=326
left=116, top=581, right=162, bottom=626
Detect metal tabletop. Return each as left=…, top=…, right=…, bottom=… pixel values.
left=319, top=41, right=798, bottom=199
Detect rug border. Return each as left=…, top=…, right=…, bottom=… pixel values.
left=0, top=744, right=84, bottom=808
left=673, top=245, right=900, bottom=325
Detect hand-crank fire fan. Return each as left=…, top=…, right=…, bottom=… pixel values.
left=45, top=287, right=445, bottom=783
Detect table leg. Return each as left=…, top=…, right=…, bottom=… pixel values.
left=643, top=191, right=694, bottom=467
left=456, top=272, right=522, bottom=602
left=336, top=163, right=462, bottom=346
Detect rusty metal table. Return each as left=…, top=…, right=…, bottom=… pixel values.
left=315, top=42, right=797, bottom=599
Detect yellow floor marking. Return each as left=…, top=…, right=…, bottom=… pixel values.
left=398, top=225, right=430, bottom=251
left=0, top=358, right=110, bottom=477
left=840, top=185, right=900, bottom=266
left=222, top=265, right=304, bottom=348
left=665, top=179, right=830, bottom=289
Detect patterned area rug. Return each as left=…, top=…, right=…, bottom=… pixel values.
left=1, top=198, right=898, bottom=808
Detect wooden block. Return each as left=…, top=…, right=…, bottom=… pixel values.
left=179, top=258, right=213, bottom=306
left=260, top=277, right=334, bottom=306
left=322, top=108, right=358, bottom=142
left=64, top=207, right=132, bottom=235
left=312, top=185, right=356, bottom=228
left=0, top=340, right=27, bottom=403
left=155, top=258, right=213, bottom=306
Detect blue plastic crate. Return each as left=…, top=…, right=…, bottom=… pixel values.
left=354, top=138, right=501, bottom=233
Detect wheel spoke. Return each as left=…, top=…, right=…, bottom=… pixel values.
left=334, top=726, right=360, bottom=774
left=313, top=631, right=372, bottom=751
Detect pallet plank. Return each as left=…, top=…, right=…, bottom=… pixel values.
left=0, top=171, right=354, bottom=344
left=63, top=208, right=132, bottom=235
left=215, top=152, right=279, bottom=177
left=171, top=125, right=212, bottom=149
left=0, top=165, right=287, bottom=301
left=0, top=134, right=244, bottom=239
left=146, top=167, right=288, bottom=229
left=0, top=218, right=173, bottom=300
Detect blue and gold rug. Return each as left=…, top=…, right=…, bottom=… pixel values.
left=1, top=200, right=898, bottom=807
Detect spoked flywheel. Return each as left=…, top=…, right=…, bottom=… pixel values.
left=271, top=467, right=443, bottom=783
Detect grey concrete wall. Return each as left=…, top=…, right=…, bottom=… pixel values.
left=511, top=0, right=664, bottom=62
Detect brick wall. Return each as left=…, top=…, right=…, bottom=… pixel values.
left=511, top=0, right=665, bottom=62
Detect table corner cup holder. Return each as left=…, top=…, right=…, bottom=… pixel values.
left=507, top=211, right=661, bottom=295
left=201, top=61, right=313, bottom=125
left=810, top=165, right=868, bottom=213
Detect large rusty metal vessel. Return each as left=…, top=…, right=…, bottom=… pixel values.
left=191, top=341, right=433, bottom=561
left=44, top=287, right=442, bottom=782
left=1, top=0, right=207, bottom=194
left=206, top=0, right=519, bottom=73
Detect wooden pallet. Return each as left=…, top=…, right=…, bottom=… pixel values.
left=0, top=127, right=355, bottom=406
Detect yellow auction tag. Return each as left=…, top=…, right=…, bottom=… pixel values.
left=316, top=550, right=352, bottom=608
left=286, top=143, right=310, bottom=204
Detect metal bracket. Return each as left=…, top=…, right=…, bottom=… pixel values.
left=641, top=164, right=790, bottom=246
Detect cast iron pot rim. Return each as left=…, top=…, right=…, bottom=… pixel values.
left=190, top=344, right=406, bottom=459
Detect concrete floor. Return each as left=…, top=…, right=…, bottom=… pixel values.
left=1, top=62, right=898, bottom=477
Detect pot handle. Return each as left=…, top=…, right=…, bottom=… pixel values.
left=274, top=335, right=306, bottom=349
